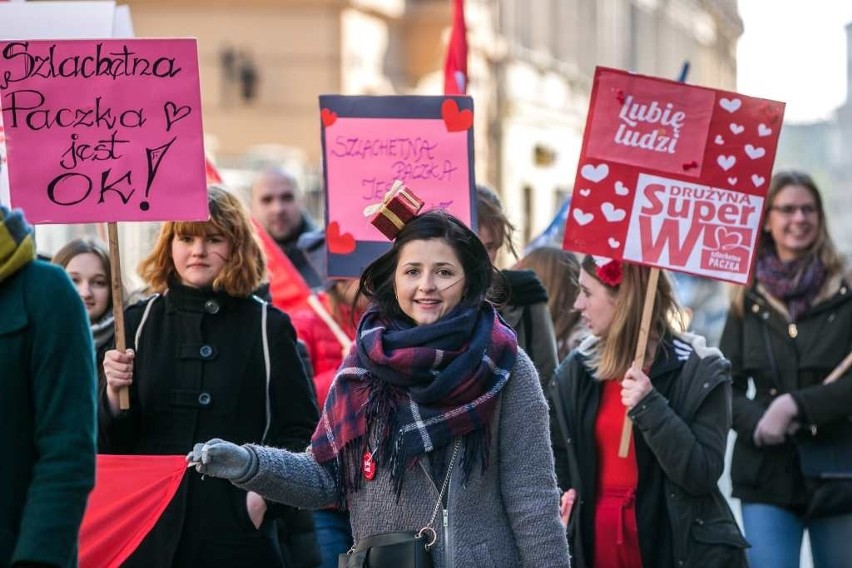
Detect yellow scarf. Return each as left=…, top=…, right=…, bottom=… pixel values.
left=0, top=206, right=36, bottom=283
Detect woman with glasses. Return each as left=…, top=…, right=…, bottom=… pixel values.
left=721, top=170, right=852, bottom=568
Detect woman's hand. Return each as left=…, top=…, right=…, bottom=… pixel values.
left=246, top=491, right=267, bottom=529
left=103, top=348, right=134, bottom=414
left=187, top=438, right=254, bottom=480
left=621, top=363, right=653, bottom=410
left=559, top=489, right=577, bottom=528
left=753, top=393, right=798, bottom=447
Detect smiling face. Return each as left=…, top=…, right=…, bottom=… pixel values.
left=171, top=231, right=232, bottom=289
left=573, top=269, right=617, bottom=337
left=65, top=252, right=110, bottom=322
left=394, top=238, right=466, bottom=325
left=765, top=183, right=820, bottom=262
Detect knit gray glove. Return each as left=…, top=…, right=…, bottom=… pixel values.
left=187, top=438, right=257, bottom=482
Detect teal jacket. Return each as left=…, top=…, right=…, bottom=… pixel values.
left=0, top=260, right=97, bottom=567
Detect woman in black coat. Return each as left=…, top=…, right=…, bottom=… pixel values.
left=101, top=185, right=319, bottom=567
left=720, top=171, right=852, bottom=568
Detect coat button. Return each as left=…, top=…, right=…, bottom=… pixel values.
left=841, top=286, right=848, bottom=295
left=788, top=323, right=798, bottom=338
left=198, top=392, right=211, bottom=406
left=751, top=304, right=760, bottom=314
left=769, top=388, right=778, bottom=396
left=204, top=300, right=220, bottom=314
left=199, top=345, right=214, bottom=358
left=703, top=382, right=710, bottom=389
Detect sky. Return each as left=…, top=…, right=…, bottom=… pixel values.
left=737, top=1, right=852, bottom=123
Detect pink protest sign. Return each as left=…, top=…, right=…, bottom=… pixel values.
left=0, top=39, right=207, bottom=223
left=563, top=67, right=785, bottom=284
left=319, top=95, right=475, bottom=278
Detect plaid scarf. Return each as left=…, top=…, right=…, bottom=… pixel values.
left=311, top=302, right=517, bottom=500
left=0, top=205, right=36, bottom=283
left=756, top=248, right=826, bottom=322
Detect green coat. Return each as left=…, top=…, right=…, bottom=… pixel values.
left=0, top=260, right=97, bottom=567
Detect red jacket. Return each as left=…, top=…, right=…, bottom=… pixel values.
left=290, top=293, right=358, bottom=409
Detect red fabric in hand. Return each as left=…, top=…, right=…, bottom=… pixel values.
left=79, top=455, right=187, bottom=568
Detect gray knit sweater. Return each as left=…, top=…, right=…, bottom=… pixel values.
left=237, top=350, right=571, bottom=567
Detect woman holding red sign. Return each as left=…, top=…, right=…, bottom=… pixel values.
left=721, top=170, right=852, bottom=568
left=550, top=256, right=748, bottom=567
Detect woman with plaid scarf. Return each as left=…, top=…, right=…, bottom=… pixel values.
left=190, top=210, right=571, bottom=567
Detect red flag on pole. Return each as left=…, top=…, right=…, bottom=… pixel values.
left=252, top=218, right=312, bottom=313
left=443, top=0, right=468, bottom=95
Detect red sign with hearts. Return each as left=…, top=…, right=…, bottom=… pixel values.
left=319, top=95, right=476, bottom=278
left=563, top=67, right=785, bottom=284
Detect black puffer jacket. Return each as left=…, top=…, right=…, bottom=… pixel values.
left=720, top=270, right=852, bottom=509
left=550, top=334, right=748, bottom=567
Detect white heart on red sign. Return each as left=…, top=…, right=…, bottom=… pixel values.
left=601, top=202, right=626, bottom=222
left=745, top=144, right=766, bottom=160
left=580, top=163, right=609, bottom=183
left=573, top=209, right=594, bottom=225
left=758, top=124, right=772, bottom=137
left=751, top=174, right=765, bottom=188
left=719, top=98, right=742, bottom=113
left=727, top=177, right=738, bottom=186
left=729, top=123, right=744, bottom=135
left=614, top=181, right=630, bottom=196
left=717, top=155, right=736, bottom=171
left=579, top=188, right=591, bottom=197
left=714, top=135, right=725, bottom=145
left=608, top=237, right=620, bottom=249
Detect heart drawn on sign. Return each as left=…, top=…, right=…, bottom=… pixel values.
left=729, top=123, right=744, bottom=135
left=327, top=221, right=356, bottom=254
left=321, top=108, right=338, bottom=127
left=717, top=155, right=736, bottom=171
left=441, top=99, right=473, bottom=132
left=727, top=177, right=738, bottom=186
left=601, top=202, right=626, bottom=222
left=608, top=237, right=621, bottom=249
left=572, top=209, right=594, bottom=226
left=580, top=163, right=609, bottom=183
left=719, top=98, right=742, bottom=113
left=714, top=135, right=725, bottom=145
left=578, top=188, right=591, bottom=197
left=164, top=102, right=191, bottom=132
left=751, top=174, right=765, bottom=188
left=757, top=124, right=773, bottom=137
left=715, top=226, right=745, bottom=251
left=744, top=144, right=766, bottom=160
left=614, top=181, right=630, bottom=196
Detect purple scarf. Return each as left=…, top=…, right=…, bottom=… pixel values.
left=311, top=302, right=517, bottom=499
left=755, top=249, right=826, bottom=322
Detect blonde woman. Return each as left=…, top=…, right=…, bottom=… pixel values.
left=550, top=257, right=747, bottom=567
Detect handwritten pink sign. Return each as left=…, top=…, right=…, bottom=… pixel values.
left=0, top=39, right=207, bottom=223
left=320, top=95, right=476, bottom=278
left=563, top=67, right=785, bottom=284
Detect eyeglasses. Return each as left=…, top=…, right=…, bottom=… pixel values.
left=770, top=204, right=818, bottom=216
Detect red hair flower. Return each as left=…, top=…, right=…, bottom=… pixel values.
left=595, top=257, right=623, bottom=287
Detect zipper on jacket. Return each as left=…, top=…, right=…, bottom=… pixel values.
left=443, top=507, right=452, bottom=568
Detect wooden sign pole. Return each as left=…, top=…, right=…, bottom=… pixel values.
left=107, top=222, right=130, bottom=410
left=618, top=267, right=660, bottom=458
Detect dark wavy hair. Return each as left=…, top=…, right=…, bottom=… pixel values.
left=358, top=210, right=498, bottom=323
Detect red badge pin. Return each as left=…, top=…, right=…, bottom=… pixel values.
left=362, top=451, right=376, bottom=481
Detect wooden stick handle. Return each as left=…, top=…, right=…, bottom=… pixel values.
left=618, top=267, right=660, bottom=458
left=107, top=223, right=130, bottom=410
left=824, top=351, right=852, bottom=385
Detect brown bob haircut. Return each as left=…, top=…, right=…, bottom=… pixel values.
left=138, top=185, right=266, bottom=297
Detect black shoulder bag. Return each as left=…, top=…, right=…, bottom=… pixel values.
left=338, top=439, right=460, bottom=568
left=760, top=321, right=852, bottom=518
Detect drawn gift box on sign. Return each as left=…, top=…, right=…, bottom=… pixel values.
left=563, top=67, right=785, bottom=285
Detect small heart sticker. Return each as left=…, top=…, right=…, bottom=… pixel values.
left=327, top=221, right=356, bottom=254
left=580, top=163, right=609, bottom=183
left=321, top=108, right=337, bottom=127
left=441, top=99, right=473, bottom=132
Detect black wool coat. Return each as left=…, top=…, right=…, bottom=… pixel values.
left=720, top=271, right=852, bottom=509
left=99, top=281, right=319, bottom=567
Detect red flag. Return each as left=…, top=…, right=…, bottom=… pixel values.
left=205, top=155, right=223, bottom=184
left=252, top=218, right=312, bottom=313
left=443, top=0, right=468, bottom=95
left=79, top=455, right=187, bottom=568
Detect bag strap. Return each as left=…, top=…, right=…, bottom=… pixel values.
left=259, top=298, right=272, bottom=443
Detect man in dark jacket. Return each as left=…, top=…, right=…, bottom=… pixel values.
left=0, top=206, right=97, bottom=567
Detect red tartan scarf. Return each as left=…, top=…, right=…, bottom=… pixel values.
left=310, top=302, right=517, bottom=498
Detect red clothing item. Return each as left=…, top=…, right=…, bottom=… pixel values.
left=594, top=379, right=642, bottom=567
left=290, top=292, right=358, bottom=408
